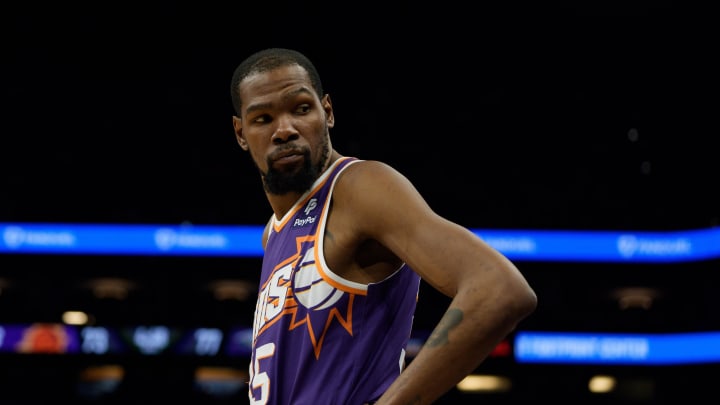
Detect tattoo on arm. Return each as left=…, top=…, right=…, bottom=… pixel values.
left=425, top=308, right=463, bottom=347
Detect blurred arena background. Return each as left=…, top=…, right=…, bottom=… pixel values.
left=2, top=1, right=718, bottom=403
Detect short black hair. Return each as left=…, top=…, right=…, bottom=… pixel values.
left=230, top=48, right=324, bottom=116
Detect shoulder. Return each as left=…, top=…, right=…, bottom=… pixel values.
left=336, top=159, right=410, bottom=190
left=333, top=159, right=429, bottom=221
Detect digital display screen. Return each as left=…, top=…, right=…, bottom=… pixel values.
left=3, top=222, right=719, bottom=262
left=515, top=330, right=720, bottom=365
left=0, top=323, right=254, bottom=357
left=6, top=323, right=720, bottom=366
left=0, top=323, right=80, bottom=354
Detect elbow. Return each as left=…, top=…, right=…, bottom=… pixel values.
left=518, top=286, right=538, bottom=320
left=506, top=282, right=538, bottom=327
left=483, top=275, right=537, bottom=330
left=502, top=264, right=538, bottom=324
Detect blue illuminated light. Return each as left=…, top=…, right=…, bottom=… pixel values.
left=1, top=222, right=719, bottom=262
left=0, top=223, right=263, bottom=257
left=514, top=331, right=720, bottom=365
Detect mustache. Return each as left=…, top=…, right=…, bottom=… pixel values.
left=268, top=146, right=309, bottom=162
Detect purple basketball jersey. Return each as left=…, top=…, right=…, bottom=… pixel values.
left=248, top=157, right=421, bottom=405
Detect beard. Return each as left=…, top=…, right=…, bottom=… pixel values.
left=262, top=136, right=331, bottom=195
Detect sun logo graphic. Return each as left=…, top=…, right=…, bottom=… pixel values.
left=253, top=232, right=367, bottom=362
left=293, top=249, right=345, bottom=311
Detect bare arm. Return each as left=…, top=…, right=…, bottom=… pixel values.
left=341, top=161, right=537, bottom=405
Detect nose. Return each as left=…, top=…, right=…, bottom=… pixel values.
left=272, top=115, right=300, bottom=144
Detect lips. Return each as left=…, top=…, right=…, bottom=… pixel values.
left=275, top=154, right=303, bottom=164
left=271, top=149, right=305, bottom=167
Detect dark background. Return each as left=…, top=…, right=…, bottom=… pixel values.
left=3, top=1, right=718, bottom=231
left=1, top=1, right=719, bottom=403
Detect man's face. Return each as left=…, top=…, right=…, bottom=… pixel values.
left=233, top=65, right=333, bottom=194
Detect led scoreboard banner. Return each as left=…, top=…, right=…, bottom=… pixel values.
left=3, top=323, right=720, bottom=366
left=3, top=223, right=720, bottom=365
left=2, top=222, right=720, bottom=262
left=0, top=323, right=254, bottom=357
left=514, top=330, right=720, bottom=365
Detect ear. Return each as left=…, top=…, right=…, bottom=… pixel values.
left=232, top=116, right=248, bottom=150
left=322, top=94, right=334, bottom=129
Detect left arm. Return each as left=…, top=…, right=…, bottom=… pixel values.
left=341, top=160, right=537, bottom=405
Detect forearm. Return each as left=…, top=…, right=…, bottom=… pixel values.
left=375, top=273, right=536, bottom=405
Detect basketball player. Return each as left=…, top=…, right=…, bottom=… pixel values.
left=230, top=48, right=537, bottom=405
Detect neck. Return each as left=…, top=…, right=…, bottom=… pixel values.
left=266, top=150, right=343, bottom=219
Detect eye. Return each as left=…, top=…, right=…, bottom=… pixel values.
left=252, top=114, right=271, bottom=124
left=295, top=104, right=311, bottom=114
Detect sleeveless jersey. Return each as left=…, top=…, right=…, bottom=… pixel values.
left=248, top=156, right=421, bottom=405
